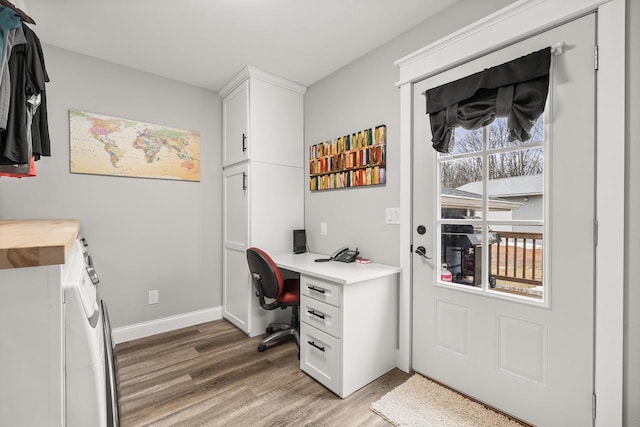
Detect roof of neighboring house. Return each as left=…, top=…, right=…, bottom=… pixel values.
left=442, top=187, right=482, bottom=199
left=456, top=174, right=543, bottom=197
left=441, top=187, right=522, bottom=211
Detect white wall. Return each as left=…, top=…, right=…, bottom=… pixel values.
left=625, top=1, right=640, bottom=424
left=0, top=45, right=222, bottom=329
left=303, top=0, right=515, bottom=266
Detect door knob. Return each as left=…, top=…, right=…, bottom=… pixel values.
left=415, top=246, right=431, bottom=259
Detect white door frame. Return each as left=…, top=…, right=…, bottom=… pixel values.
left=395, top=0, right=625, bottom=424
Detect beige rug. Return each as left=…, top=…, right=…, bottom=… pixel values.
left=371, top=374, right=524, bottom=427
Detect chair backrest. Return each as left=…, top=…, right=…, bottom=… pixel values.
left=246, top=247, right=283, bottom=299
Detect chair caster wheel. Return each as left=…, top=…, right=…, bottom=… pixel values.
left=258, top=344, right=267, bottom=352
left=266, top=326, right=274, bottom=334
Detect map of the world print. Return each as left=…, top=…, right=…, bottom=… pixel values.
left=69, top=109, right=201, bottom=181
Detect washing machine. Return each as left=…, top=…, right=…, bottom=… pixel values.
left=63, top=237, right=118, bottom=426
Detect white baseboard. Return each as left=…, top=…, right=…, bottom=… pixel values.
left=112, top=306, right=223, bottom=344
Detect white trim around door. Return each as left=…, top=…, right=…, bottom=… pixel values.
left=395, top=0, right=625, bottom=424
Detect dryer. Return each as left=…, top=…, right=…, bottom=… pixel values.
left=63, top=237, right=118, bottom=426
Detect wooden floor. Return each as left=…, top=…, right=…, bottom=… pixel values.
left=115, top=319, right=410, bottom=426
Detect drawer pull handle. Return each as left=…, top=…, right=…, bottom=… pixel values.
left=307, top=341, right=325, bottom=352
left=242, top=133, right=247, bottom=152
left=307, top=309, right=325, bottom=320
left=307, top=285, right=326, bottom=294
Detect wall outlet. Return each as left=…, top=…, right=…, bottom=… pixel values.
left=148, top=290, right=159, bottom=305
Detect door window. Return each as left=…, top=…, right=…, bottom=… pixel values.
left=438, top=116, right=545, bottom=301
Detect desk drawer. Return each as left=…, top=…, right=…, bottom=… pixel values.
left=301, top=296, right=341, bottom=338
left=300, top=275, right=341, bottom=307
left=300, top=323, right=340, bottom=395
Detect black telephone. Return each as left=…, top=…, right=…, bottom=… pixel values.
left=330, top=247, right=359, bottom=263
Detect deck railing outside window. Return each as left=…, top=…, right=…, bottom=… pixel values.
left=491, top=231, right=543, bottom=288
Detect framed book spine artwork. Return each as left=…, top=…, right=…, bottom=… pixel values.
left=309, top=124, right=386, bottom=191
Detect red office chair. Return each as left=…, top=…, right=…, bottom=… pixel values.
left=246, top=247, right=300, bottom=353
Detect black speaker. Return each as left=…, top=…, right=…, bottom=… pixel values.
left=293, top=229, right=307, bottom=254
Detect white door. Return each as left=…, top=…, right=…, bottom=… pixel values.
left=222, top=80, right=249, bottom=167
left=412, top=15, right=596, bottom=426
left=222, top=162, right=250, bottom=333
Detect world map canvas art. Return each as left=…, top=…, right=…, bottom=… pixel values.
left=69, top=109, right=201, bottom=181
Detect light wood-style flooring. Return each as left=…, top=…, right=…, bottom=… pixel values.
left=115, top=319, right=410, bottom=426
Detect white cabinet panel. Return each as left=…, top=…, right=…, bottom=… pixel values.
left=250, top=78, right=304, bottom=167
left=222, top=247, right=250, bottom=332
left=223, top=163, right=250, bottom=333
left=222, top=80, right=249, bottom=167
left=250, top=162, right=304, bottom=254
left=301, top=296, right=341, bottom=339
left=300, top=323, right=340, bottom=394
left=223, top=163, right=248, bottom=247
left=0, top=265, right=64, bottom=426
left=300, top=275, right=342, bottom=308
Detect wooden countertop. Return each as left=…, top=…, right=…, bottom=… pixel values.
left=0, top=220, right=81, bottom=269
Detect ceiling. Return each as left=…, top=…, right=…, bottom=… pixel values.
left=21, top=0, right=459, bottom=92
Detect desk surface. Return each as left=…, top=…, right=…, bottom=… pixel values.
left=271, top=252, right=401, bottom=285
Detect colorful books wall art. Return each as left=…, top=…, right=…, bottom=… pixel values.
left=309, top=125, right=386, bottom=191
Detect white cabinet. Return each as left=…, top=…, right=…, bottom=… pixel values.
left=0, top=221, right=81, bottom=426
left=221, top=66, right=305, bottom=169
left=299, top=273, right=398, bottom=398
left=220, top=67, right=306, bottom=336
left=222, top=163, right=250, bottom=332
left=270, top=252, right=401, bottom=398
left=0, top=263, right=65, bottom=426
left=222, top=80, right=249, bottom=166
left=300, top=322, right=341, bottom=393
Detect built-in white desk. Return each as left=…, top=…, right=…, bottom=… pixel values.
left=271, top=252, right=400, bottom=398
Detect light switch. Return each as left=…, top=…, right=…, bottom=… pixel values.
left=386, top=208, right=400, bottom=225
left=321, top=222, right=327, bottom=236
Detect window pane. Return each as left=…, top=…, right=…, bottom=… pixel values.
left=441, top=127, right=483, bottom=157
left=486, top=148, right=544, bottom=221
left=488, top=116, right=544, bottom=150
left=440, top=157, right=483, bottom=219
left=489, top=225, right=544, bottom=299
left=441, top=224, right=484, bottom=288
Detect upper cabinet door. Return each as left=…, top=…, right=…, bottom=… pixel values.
left=249, top=79, right=304, bottom=168
left=223, top=80, right=249, bottom=167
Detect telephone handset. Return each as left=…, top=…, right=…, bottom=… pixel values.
left=331, top=247, right=359, bottom=263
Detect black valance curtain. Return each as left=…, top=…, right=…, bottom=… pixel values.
left=425, top=47, right=551, bottom=153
